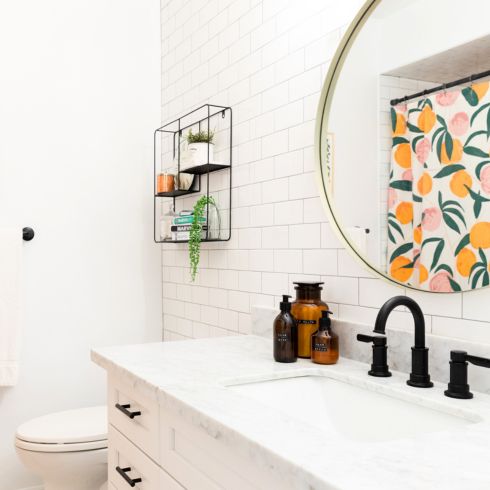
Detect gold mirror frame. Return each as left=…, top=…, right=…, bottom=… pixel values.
left=314, top=0, right=449, bottom=293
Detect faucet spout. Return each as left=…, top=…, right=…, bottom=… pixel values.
left=373, top=296, right=426, bottom=348
left=373, top=296, right=433, bottom=388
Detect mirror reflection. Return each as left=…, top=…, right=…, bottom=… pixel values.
left=324, top=0, right=490, bottom=292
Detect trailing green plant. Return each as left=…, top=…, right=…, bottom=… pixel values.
left=187, top=129, right=214, bottom=144
left=189, top=195, right=216, bottom=281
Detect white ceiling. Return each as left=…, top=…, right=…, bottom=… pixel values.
left=384, top=35, right=490, bottom=83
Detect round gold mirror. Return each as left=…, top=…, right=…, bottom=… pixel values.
left=316, top=0, right=490, bottom=293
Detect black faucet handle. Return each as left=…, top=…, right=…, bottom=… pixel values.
left=445, top=350, right=490, bottom=399
left=467, top=354, right=490, bottom=369
left=357, top=334, right=387, bottom=346
left=356, top=333, right=391, bottom=377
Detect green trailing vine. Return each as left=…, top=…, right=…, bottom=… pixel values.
left=189, top=195, right=216, bottom=281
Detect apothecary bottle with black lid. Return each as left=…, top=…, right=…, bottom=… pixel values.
left=291, top=282, right=329, bottom=358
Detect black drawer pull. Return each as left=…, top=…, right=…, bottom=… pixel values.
left=116, top=466, right=142, bottom=487
left=115, top=403, right=141, bottom=419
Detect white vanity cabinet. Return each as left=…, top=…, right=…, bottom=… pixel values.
left=93, top=336, right=490, bottom=490
left=106, top=373, right=285, bottom=490
left=107, top=375, right=183, bottom=489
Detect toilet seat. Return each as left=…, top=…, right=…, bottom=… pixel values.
left=15, top=406, right=107, bottom=453
left=15, top=438, right=107, bottom=452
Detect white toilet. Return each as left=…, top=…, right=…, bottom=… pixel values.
left=15, top=406, right=108, bottom=490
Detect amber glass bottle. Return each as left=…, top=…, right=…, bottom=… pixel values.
left=291, top=282, right=328, bottom=358
left=273, top=295, right=297, bottom=363
left=311, top=310, right=339, bottom=365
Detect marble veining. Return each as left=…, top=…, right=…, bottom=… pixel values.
left=92, top=335, right=490, bottom=490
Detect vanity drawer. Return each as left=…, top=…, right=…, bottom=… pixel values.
left=108, top=374, right=159, bottom=461
left=109, top=424, right=183, bottom=490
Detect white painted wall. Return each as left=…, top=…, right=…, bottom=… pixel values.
left=0, top=1, right=161, bottom=488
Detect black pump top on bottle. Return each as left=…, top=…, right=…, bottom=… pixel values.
left=280, top=295, right=292, bottom=312
left=319, top=310, right=332, bottom=330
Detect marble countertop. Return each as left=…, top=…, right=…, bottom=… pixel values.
left=92, top=335, right=490, bottom=490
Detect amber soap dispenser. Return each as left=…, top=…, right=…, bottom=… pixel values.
left=311, top=310, right=339, bottom=365
left=273, top=295, right=297, bottom=363
left=291, top=282, right=328, bottom=358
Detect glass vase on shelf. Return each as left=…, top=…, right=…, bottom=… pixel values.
left=160, top=204, right=178, bottom=241
left=206, top=200, right=221, bottom=240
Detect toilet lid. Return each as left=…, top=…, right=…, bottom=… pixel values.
left=16, top=406, right=107, bottom=445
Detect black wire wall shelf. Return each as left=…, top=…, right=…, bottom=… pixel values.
left=160, top=238, right=228, bottom=244
left=182, top=162, right=230, bottom=175
left=155, top=189, right=200, bottom=198
left=153, top=103, right=232, bottom=244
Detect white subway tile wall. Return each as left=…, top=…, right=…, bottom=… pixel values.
left=161, top=0, right=490, bottom=342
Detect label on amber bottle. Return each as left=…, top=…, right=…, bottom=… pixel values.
left=297, top=319, right=316, bottom=325
left=276, top=332, right=289, bottom=342
left=313, top=342, right=328, bottom=352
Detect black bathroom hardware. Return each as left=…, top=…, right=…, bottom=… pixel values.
left=373, top=296, right=433, bottom=388
left=115, top=403, right=141, bottom=419
left=356, top=334, right=391, bottom=377
left=390, top=67, right=490, bottom=105
left=154, top=103, right=232, bottom=244
left=115, top=466, right=142, bottom=487
left=22, top=227, right=34, bottom=241
left=444, top=350, right=490, bottom=399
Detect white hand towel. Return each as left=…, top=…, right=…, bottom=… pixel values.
left=0, top=227, right=22, bottom=386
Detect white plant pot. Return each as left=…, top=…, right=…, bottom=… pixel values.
left=188, top=142, right=214, bottom=166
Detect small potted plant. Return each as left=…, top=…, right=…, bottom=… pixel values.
left=186, top=129, right=214, bottom=166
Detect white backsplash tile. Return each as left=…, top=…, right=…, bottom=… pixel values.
left=274, top=200, right=304, bottom=225
left=303, top=249, right=338, bottom=275
left=262, top=272, right=289, bottom=295
left=238, top=270, right=262, bottom=293
left=274, top=249, right=303, bottom=273
left=432, top=316, right=490, bottom=344
left=322, top=275, right=359, bottom=305
left=359, top=278, right=404, bottom=308
left=337, top=250, right=373, bottom=278
left=249, top=249, right=274, bottom=272
left=289, top=223, right=321, bottom=249
left=407, top=289, right=463, bottom=318
left=463, top=288, right=490, bottom=322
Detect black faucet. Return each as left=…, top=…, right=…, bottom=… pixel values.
left=445, top=350, right=490, bottom=399
left=373, top=296, right=433, bottom=388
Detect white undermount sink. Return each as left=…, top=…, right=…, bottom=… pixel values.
left=229, top=375, right=476, bottom=442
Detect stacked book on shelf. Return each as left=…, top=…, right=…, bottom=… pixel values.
left=171, top=214, right=207, bottom=241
